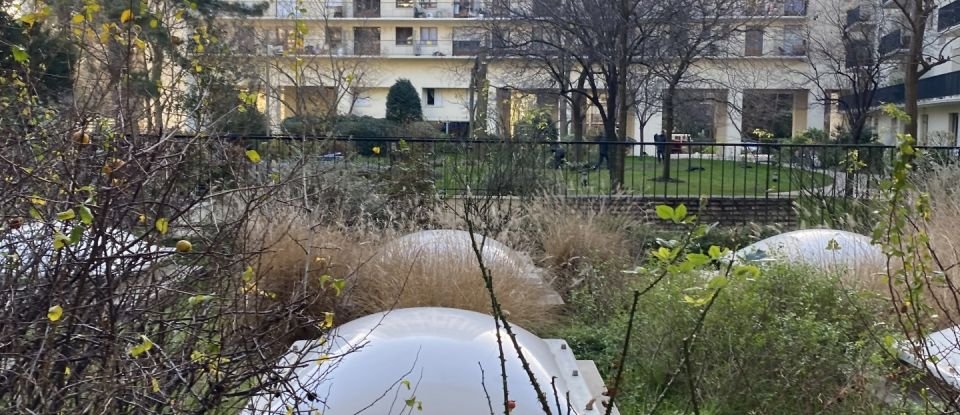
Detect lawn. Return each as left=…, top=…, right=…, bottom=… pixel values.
left=427, top=155, right=832, bottom=197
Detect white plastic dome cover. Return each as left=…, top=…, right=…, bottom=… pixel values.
left=735, top=229, right=883, bottom=270
left=245, top=307, right=574, bottom=415
left=0, top=221, right=172, bottom=275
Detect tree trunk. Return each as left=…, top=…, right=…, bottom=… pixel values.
left=609, top=7, right=629, bottom=192
left=572, top=93, right=585, bottom=162
left=904, top=45, right=920, bottom=139
left=606, top=66, right=624, bottom=191
left=661, top=85, right=676, bottom=180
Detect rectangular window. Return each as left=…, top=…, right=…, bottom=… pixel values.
left=921, top=114, right=929, bottom=145
left=745, top=27, right=763, bottom=56
left=420, top=27, right=438, bottom=45
left=396, top=27, right=414, bottom=45
left=419, top=0, right=438, bottom=8
left=326, top=27, right=343, bottom=50
left=781, top=25, right=805, bottom=56
left=424, top=88, right=441, bottom=106
left=397, top=0, right=414, bottom=7
left=950, top=113, right=959, bottom=143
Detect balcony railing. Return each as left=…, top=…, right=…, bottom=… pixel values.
left=254, top=39, right=487, bottom=57
left=879, top=29, right=909, bottom=55
left=939, top=0, right=960, bottom=31
left=223, top=0, right=491, bottom=18
left=743, top=0, right=806, bottom=16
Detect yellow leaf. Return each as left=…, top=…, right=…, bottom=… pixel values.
left=151, top=377, right=160, bottom=393
left=134, top=38, right=146, bottom=49
left=52, top=233, right=70, bottom=250
left=47, top=305, right=63, bottom=322
left=138, top=213, right=146, bottom=223
left=71, top=13, right=85, bottom=24
left=155, top=218, right=169, bottom=235
left=64, top=366, right=71, bottom=377
left=120, top=9, right=133, bottom=23
left=316, top=354, right=330, bottom=365
left=149, top=18, right=158, bottom=29
left=30, top=196, right=47, bottom=206
left=372, top=146, right=381, bottom=155
left=245, top=149, right=262, bottom=164
left=242, top=266, right=255, bottom=282
left=322, top=312, right=334, bottom=329
left=129, top=335, right=154, bottom=357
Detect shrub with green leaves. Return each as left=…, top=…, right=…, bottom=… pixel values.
left=385, top=78, right=423, bottom=123
left=556, top=260, right=900, bottom=414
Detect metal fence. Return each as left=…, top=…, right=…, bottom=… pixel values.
left=192, top=136, right=960, bottom=201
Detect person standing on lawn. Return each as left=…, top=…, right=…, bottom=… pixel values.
left=654, top=130, right=667, bottom=163
left=595, top=133, right=610, bottom=170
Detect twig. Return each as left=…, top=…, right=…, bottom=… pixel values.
left=604, top=290, right=639, bottom=415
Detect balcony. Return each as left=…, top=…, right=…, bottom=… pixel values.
left=223, top=0, right=490, bottom=18
left=878, top=29, right=909, bottom=56
left=252, top=39, right=484, bottom=57
left=939, top=0, right=960, bottom=31
left=871, top=70, right=960, bottom=104
left=742, top=0, right=807, bottom=16
left=845, top=40, right=874, bottom=68
left=845, top=6, right=872, bottom=28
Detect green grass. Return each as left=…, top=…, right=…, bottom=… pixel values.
left=427, top=155, right=831, bottom=197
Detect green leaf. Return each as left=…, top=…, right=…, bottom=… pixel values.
left=155, top=217, right=169, bottom=235
left=242, top=265, right=255, bottom=283
left=187, top=294, right=214, bottom=305
left=825, top=239, right=841, bottom=251
left=29, top=207, right=42, bottom=220
left=707, top=275, right=728, bottom=290
left=47, top=305, right=63, bottom=322
left=686, top=253, right=710, bottom=267
left=151, top=377, right=161, bottom=393
left=129, top=335, right=154, bottom=357
left=655, top=205, right=674, bottom=221
left=707, top=245, right=723, bottom=259
left=149, top=18, right=159, bottom=28
left=56, top=209, right=76, bottom=221
left=78, top=205, right=93, bottom=225
left=69, top=226, right=84, bottom=244
left=732, top=264, right=761, bottom=279
left=245, top=149, right=262, bottom=164
left=331, top=278, right=345, bottom=296
left=405, top=397, right=417, bottom=407
left=674, top=204, right=688, bottom=222
left=11, top=45, right=28, bottom=64
left=401, top=379, right=411, bottom=390
left=52, top=232, right=70, bottom=250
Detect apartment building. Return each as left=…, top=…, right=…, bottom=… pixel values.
left=856, top=0, right=960, bottom=145
left=220, top=0, right=829, bottom=144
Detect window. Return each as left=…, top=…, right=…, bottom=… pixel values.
left=420, top=27, right=438, bottom=45
left=397, top=0, right=414, bottom=7
left=745, top=27, right=763, bottom=56
left=781, top=25, right=805, bottom=56
left=950, top=113, right=959, bottom=144
left=326, top=27, right=343, bottom=50
left=419, top=0, right=438, bottom=8
left=921, top=114, right=929, bottom=145
left=277, top=0, right=301, bottom=17
left=424, top=88, right=441, bottom=106
left=396, top=27, right=414, bottom=45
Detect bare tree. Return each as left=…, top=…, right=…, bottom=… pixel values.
left=485, top=0, right=657, bottom=189
left=883, top=0, right=957, bottom=136
left=647, top=0, right=768, bottom=181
